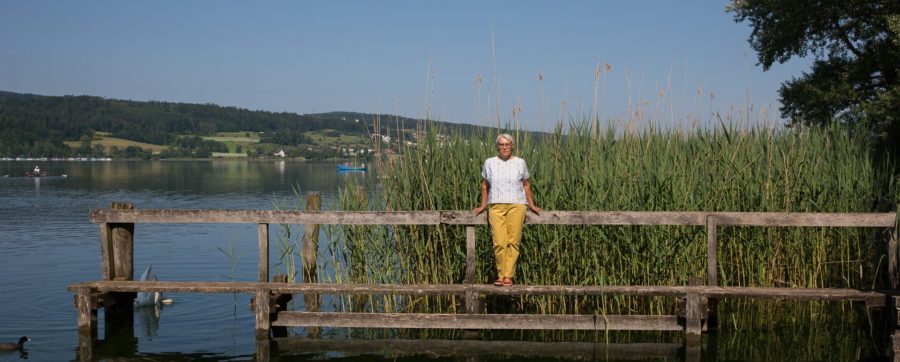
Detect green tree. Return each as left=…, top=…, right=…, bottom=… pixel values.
left=729, top=0, right=900, bottom=155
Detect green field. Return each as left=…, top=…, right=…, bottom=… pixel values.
left=305, top=130, right=370, bottom=146
left=64, top=136, right=168, bottom=153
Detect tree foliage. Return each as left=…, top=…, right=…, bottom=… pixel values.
left=0, top=92, right=443, bottom=157
left=729, top=0, right=900, bottom=155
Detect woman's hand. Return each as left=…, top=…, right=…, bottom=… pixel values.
left=473, top=205, right=487, bottom=215
left=528, top=204, right=541, bottom=215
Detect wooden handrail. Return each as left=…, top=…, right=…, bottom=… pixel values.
left=90, top=209, right=896, bottom=227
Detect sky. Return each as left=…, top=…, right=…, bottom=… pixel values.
left=0, top=1, right=812, bottom=132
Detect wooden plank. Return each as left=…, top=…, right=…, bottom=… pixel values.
left=273, top=312, right=682, bottom=331
left=699, top=286, right=892, bottom=306
left=464, top=226, right=476, bottom=284
left=89, top=209, right=442, bottom=225
left=711, top=212, right=895, bottom=227
left=464, top=225, right=479, bottom=314
left=89, top=208, right=894, bottom=228
left=258, top=223, right=268, bottom=282
left=707, top=216, right=718, bottom=286
left=75, top=287, right=94, bottom=332
left=442, top=210, right=706, bottom=225
left=99, top=223, right=112, bottom=280
left=273, top=338, right=682, bottom=359
left=109, top=202, right=135, bottom=282
left=302, top=193, right=321, bottom=283
left=66, top=281, right=896, bottom=305
left=684, top=292, right=702, bottom=336
left=255, top=289, right=271, bottom=339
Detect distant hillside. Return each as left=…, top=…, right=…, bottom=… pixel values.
left=0, top=91, right=494, bottom=158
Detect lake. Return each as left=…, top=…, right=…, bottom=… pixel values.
left=0, top=160, right=888, bottom=361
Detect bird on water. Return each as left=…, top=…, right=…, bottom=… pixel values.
left=0, top=336, right=30, bottom=350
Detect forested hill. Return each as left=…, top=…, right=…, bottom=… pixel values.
left=0, top=91, right=492, bottom=157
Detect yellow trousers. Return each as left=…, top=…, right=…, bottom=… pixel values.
left=488, top=204, right=527, bottom=279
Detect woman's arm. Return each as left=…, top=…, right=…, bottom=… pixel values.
left=473, top=179, right=489, bottom=215
left=523, top=179, right=541, bottom=214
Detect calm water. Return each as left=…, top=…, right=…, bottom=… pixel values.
left=0, top=160, right=889, bottom=361
left=0, top=160, right=371, bottom=361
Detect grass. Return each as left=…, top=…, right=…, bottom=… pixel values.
left=328, top=120, right=896, bottom=319
left=64, top=136, right=168, bottom=153
left=305, top=130, right=369, bottom=146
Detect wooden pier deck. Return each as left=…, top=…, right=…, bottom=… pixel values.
left=68, top=201, right=900, bottom=361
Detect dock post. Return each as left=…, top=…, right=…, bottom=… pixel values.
left=705, top=215, right=719, bottom=330
left=103, top=202, right=136, bottom=341
left=109, top=202, right=135, bottom=281
left=75, top=287, right=96, bottom=362
left=302, top=192, right=321, bottom=284
left=302, top=192, right=321, bottom=337
left=889, top=220, right=898, bottom=289
left=271, top=275, right=291, bottom=338
left=255, top=289, right=272, bottom=340
left=464, top=226, right=481, bottom=314
left=683, top=276, right=704, bottom=360
left=891, top=296, right=900, bottom=362
left=258, top=223, right=269, bottom=282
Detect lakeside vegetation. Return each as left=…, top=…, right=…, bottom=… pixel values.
left=320, top=120, right=896, bottom=328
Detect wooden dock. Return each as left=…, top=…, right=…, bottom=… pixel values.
left=68, top=201, right=900, bottom=361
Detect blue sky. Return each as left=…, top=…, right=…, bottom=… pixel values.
left=0, top=1, right=810, bottom=131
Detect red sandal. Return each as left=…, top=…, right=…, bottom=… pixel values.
left=493, top=277, right=504, bottom=286
left=502, top=277, right=513, bottom=286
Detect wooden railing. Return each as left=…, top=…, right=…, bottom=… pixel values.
left=69, top=204, right=900, bottom=359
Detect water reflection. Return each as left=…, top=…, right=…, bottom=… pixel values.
left=135, top=304, right=162, bottom=339
left=271, top=337, right=684, bottom=360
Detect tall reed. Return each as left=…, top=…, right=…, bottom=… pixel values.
left=336, top=120, right=896, bottom=318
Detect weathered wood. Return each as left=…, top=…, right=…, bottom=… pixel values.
left=465, top=226, right=476, bottom=284
left=255, top=289, right=271, bottom=339
left=258, top=223, right=268, bottom=282
left=110, top=202, right=134, bottom=281
left=705, top=216, right=720, bottom=331
left=91, top=208, right=895, bottom=227
left=891, top=224, right=899, bottom=290
left=272, top=337, right=682, bottom=359
left=99, top=223, right=112, bottom=280
left=891, top=333, right=900, bottom=362
left=712, top=212, right=896, bottom=227
left=66, top=281, right=896, bottom=306
left=273, top=312, right=682, bottom=331
left=302, top=193, right=321, bottom=283
left=75, top=287, right=95, bottom=332
left=90, top=209, right=443, bottom=225
left=464, top=225, right=480, bottom=314
left=684, top=291, right=702, bottom=337
left=443, top=210, right=895, bottom=227
left=706, top=216, right=718, bottom=286
left=255, top=338, right=271, bottom=362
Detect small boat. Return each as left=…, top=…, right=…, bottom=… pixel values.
left=337, top=163, right=367, bottom=171
left=25, top=165, right=49, bottom=177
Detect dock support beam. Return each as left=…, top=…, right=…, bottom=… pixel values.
left=258, top=223, right=269, bottom=282
left=75, top=287, right=97, bottom=362
left=705, top=215, right=719, bottom=330
left=255, top=289, right=271, bottom=340
left=464, top=226, right=481, bottom=314
left=302, top=192, right=320, bottom=337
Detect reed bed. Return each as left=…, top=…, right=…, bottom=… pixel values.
left=330, top=120, right=895, bottom=320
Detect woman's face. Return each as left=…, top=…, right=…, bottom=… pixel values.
left=496, top=139, right=513, bottom=159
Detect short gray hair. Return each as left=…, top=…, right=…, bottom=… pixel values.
left=495, top=133, right=514, bottom=145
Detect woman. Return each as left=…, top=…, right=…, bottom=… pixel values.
left=473, top=134, right=541, bottom=286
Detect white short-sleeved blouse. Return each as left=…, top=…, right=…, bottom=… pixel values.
left=481, top=156, right=530, bottom=204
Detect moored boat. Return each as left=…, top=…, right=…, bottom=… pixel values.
left=337, top=163, right=367, bottom=171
